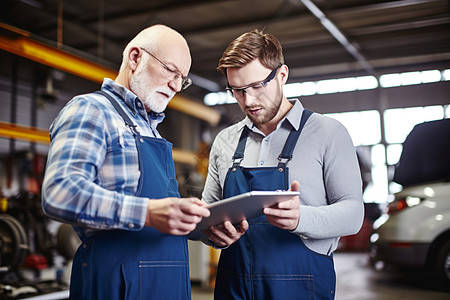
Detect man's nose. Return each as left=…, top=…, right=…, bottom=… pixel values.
left=168, top=77, right=182, bottom=92
left=242, top=90, right=257, bottom=106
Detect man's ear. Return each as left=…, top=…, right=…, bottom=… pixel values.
left=128, top=47, right=141, bottom=72
left=279, top=64, right=289, bottom=85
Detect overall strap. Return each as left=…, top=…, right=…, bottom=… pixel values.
left=277, top=109, right=313, bottom=168
left=95, top=90, right=141, bottom=137
left=231, top=126, right=250, bottom=168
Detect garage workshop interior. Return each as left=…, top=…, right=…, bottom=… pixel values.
left=0, top=0, right=450, bottom=299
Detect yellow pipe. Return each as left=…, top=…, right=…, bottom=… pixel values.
left=0, top=121, right=198, bottom=165
left=0, top=121, right=50, bottom=144
left=172, top=148, right=198, bottom=166
left=0, top=32, right=116, bottom=84
left=169, top=95, right=221, bottom=126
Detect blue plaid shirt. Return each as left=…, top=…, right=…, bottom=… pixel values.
left=42, top=78, right=166, bottom=237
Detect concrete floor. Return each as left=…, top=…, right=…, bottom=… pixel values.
left=191, top=252, right=450, bottom=300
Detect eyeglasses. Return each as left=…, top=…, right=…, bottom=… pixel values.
left=226, top=65, right=281, bottom=100
left=140, top=47, right=192, bottom=91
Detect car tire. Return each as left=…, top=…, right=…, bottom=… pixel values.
left=435, top=239, right=450, bottom=283
left=0, top=214, right=28, bottom=268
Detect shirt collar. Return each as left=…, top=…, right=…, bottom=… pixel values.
left=284, top=99, right=304, bottom=131
left=239, top=99, right=305, bottom=134
left=148, top=111, right=165, bottom=130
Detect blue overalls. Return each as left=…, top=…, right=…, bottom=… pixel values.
left=214, top=110, right=336, bottom=300
left=69, top=91, right=191, bottom=299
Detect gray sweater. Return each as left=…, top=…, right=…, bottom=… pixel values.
left=201, top=100, right=364, bottom=255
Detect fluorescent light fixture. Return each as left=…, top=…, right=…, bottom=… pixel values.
left=400, top=71, right=422, bottom=86
left=204, top=69, right=446, bottom=105
left=356, top=76, right=378, bottom=90
left=284, top=83, right=303, bottom=98
left=386, top=144, right=403, bottom=165
left=421, top=70, right=441, bottom=83
left=423, top=105, right=444, bottom=121
left=380, top=73, right=401, bottom=88
left=443, top=69, right=450, bottom=81
left=285, top=82, right=318, bottom=97
left=317, top=79, right=339, bottom=94
left=204, top=92, right=236, bottom=106
left=336, top=77, right=357, bottom=92
left=326, top=110, right=381, bottom=146
left=300, top=82, right=317, bottom=96
left=372, top=144, right=386, bottom=165
left=204, top=92, right=220, bottom=106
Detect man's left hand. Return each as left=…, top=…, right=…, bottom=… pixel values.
left=263, top=181, right=300, bottom=231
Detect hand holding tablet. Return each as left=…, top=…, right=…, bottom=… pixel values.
left=188, top=190, right=299, bottom=239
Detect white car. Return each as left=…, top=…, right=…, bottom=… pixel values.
left=369, top=182, right=450, bottom=283
left=369, top=119, right=450, bottom=284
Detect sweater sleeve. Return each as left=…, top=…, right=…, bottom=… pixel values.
left=293, top=118, right=364, bottom=240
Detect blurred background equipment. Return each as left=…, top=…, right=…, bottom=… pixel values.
left=0, top=214, right=28, bottom=270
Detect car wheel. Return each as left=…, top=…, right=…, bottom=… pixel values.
left=436, top=239, right=450, bottom=282
left=0, top=214, right=28, bottom=268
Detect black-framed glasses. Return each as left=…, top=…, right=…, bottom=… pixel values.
left=226, top=65, right=281, bottom=100
left=140, top=47, right=192, bottom=91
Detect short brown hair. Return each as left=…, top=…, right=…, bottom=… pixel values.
left=217, top=29, right=284, bottom=77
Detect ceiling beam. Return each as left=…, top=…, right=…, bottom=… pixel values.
left=300, top=0, right=374, bottom=75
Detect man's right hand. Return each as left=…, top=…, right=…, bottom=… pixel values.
left=202, top=220, right=249, bottom=248
left=145, top=198, right=210, bottom=235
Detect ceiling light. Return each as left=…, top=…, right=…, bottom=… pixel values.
left=400, top=71, right=422, bottom=85
left=421, top=70, right=441, bottom=83
left=380, top=74, right=401, bottom=88
left=442, top=69, right=450, bottom=81
left=317, top=79, right=339, bottom=94
left=284, top=83, right=302, bottom=98
left=356, top=76, right=378, bottom=90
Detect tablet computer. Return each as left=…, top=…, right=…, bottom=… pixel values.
left=188, top=190, right=299, bottom=239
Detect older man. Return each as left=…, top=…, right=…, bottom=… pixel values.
left=42, top=25, right=210, bottom=299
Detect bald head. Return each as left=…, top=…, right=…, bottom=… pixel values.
left=115, top=24, right=192, bottom=112
left=119, top=24, right=190, bottom=73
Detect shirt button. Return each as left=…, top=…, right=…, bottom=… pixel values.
left=128, top=223, right=135, bottom=229
left=259, top=161, right=264, bottom=165
left=82, top=262, right=87, bottom=267
left=83, top=244, right=87, bottom=248
left=264, top=137, right=269, bottom=142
